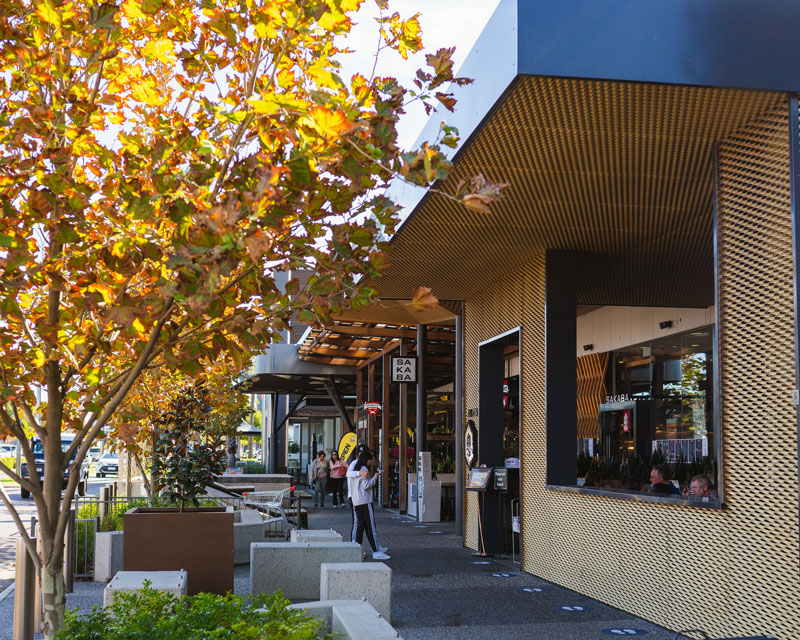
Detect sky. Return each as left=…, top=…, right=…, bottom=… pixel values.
left=338, top=0, right=501, bottom=148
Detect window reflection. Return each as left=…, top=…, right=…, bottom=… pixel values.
left=577, top=326, right=717, bottom=500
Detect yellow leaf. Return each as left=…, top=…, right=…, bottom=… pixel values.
left=319, top=9, right=347, bottom=31
left=121, top=0, right=147, bottom=21
left=143, top=38, right=176, bottom=64
left=248, top=99, right=279, bottom=115
left=32, top=349, right=45, bottom=369
left=131, top=318, right=147, bottom=340
left=35, top=0, right=61, bottom=27
left=88, top=283, right=114, bottom=304
left=108, top=112, right=125, bottom=125
left=310, top=106, right=355, bottom=142
left=131, top=78, right=168, bottom=106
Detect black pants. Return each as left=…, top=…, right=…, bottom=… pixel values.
left=331, top=477, right=346, bottom=505
left=352, top=502, right=379, bottom=552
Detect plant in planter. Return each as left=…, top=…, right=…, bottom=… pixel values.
left=123, top=386, right=236, bottom=595
left=57, top=584, right=327, bottom=640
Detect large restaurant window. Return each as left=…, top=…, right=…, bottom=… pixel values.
left=576, top=325, right=719, bottom=504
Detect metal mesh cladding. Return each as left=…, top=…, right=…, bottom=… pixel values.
left=377, top=77, right=782, bottom=309
left=462, top=105, right=799, bottom=638
left=577, top=352, right=610, bottom=439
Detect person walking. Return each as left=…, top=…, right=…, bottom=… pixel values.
left=346, top=450, right=389, bottom=559
left=310, top=450, right=329, bottom=508
left=328, top=450, right=348, bottom=507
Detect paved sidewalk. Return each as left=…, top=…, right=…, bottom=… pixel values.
left=0, top=503, right=675, bottom=640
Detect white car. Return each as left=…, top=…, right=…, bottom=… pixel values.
left=0, top=443, right=17, bottom=457
left=95, top=453, right=119, bottom=478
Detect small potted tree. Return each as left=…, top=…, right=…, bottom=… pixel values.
left=123, top=386, right=234, bottom=596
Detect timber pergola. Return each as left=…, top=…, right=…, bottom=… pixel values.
left=294, top=300, right=459, bottom=512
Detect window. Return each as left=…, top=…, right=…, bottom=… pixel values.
left=576, top=325, right=718, bottom=503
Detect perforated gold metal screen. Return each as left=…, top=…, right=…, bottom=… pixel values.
left=461, top=104, right=799, bottom=639
left=577, top=352, right=610, bottom=439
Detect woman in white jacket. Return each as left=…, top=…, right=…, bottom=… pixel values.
left=346, top=450, right=390, bottom=560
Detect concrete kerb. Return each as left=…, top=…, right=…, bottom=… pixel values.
left=250, top=542, right=362, bottom=599
left=287, top=599, right=402, bottom=640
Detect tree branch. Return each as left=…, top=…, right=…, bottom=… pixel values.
left=0, top=484, right=40, bottom=572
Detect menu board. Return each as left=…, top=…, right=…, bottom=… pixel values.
left=466, top=467, right=493, bottom=491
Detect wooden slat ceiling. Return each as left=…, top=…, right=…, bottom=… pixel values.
left=373, top=76, right=783, bottom=306
left=298, top=320, right=455, bottom=367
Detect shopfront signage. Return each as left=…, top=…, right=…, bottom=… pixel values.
left=465, top=420, right=477, bottom=468
left=622, top=410, right=630, bottom=433
left=390, top=356, right=417, bottom=383
left=364, top=402, right=381, bottom=416
left=605, top=393, right=631, bottom=403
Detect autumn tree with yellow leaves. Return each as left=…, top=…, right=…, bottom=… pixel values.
left=0, top=0, right=504, bottom=635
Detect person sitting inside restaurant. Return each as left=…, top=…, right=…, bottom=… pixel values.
left=649, top=464, right=679, bottom=494
left=682, top=473, right=717, bottom=500
left=583, top=470, right=602, bottom=488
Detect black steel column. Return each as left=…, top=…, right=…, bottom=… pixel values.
left=455, top=304, right=465, bottom=537
left=788, top=94, right=800, bottom=572
left=416, top=323, right=427, bottom=457
left=269, top=393, right=279, bottom=474
left=545, top=250, right=577, bottom=486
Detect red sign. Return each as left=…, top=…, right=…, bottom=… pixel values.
left=364, top=402, right=381, bottom=416
left=622, top=410, right=630, bottom=433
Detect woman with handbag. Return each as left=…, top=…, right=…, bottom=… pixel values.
left=328, top=450, right=348, bottom=507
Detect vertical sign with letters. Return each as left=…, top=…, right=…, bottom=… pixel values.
left=390, top=356, right=417, bottom=383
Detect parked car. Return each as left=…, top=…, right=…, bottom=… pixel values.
left=0, top=442, right=18, bottom=457
left=20, top=434, right=89, bottom=499
left=95, top=452, right=119, bottom=478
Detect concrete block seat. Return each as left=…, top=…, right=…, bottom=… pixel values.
left=250, top=542, right=362, bottom=599
left=287, top=600, right=403, bottom=640
left=320, top=562, right=392, bottom=622
left=94, top=531, right=124, bottom=582
left=103, top=570, right=187, bottom=608
left=290, top=529, right=342, bottom=544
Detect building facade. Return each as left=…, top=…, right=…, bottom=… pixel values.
left=374, top=1, right=800, bottom=637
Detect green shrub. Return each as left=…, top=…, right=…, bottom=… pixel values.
left=242, top=461, right=266, bottom=474
left=57, top=584, right=327, bottom=640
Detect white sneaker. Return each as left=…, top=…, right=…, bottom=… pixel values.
left=372, top=551, right=391, bottom=560
left=378, top=545, right=388, bottom=554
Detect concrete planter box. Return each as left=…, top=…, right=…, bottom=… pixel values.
left=287, top=600, right=403, bottom=639
left=123, top=507, right=233, bottom=596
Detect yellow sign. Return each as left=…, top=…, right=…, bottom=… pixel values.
left=337, top=431, right=358, bottom=463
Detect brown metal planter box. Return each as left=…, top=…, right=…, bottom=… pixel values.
left=123, top=507, right=233, bottom=596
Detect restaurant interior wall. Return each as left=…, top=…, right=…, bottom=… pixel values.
left=461, top=104, right=800, bottom=638
left=576, top=305, right=715, bottom=357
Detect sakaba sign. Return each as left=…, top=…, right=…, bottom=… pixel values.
left=390, top=356, right=417, bottom=383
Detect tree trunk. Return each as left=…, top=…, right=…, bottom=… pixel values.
left=226, top=437, right=237, bottom=468
left=40, top=554, right=65, bottom=640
